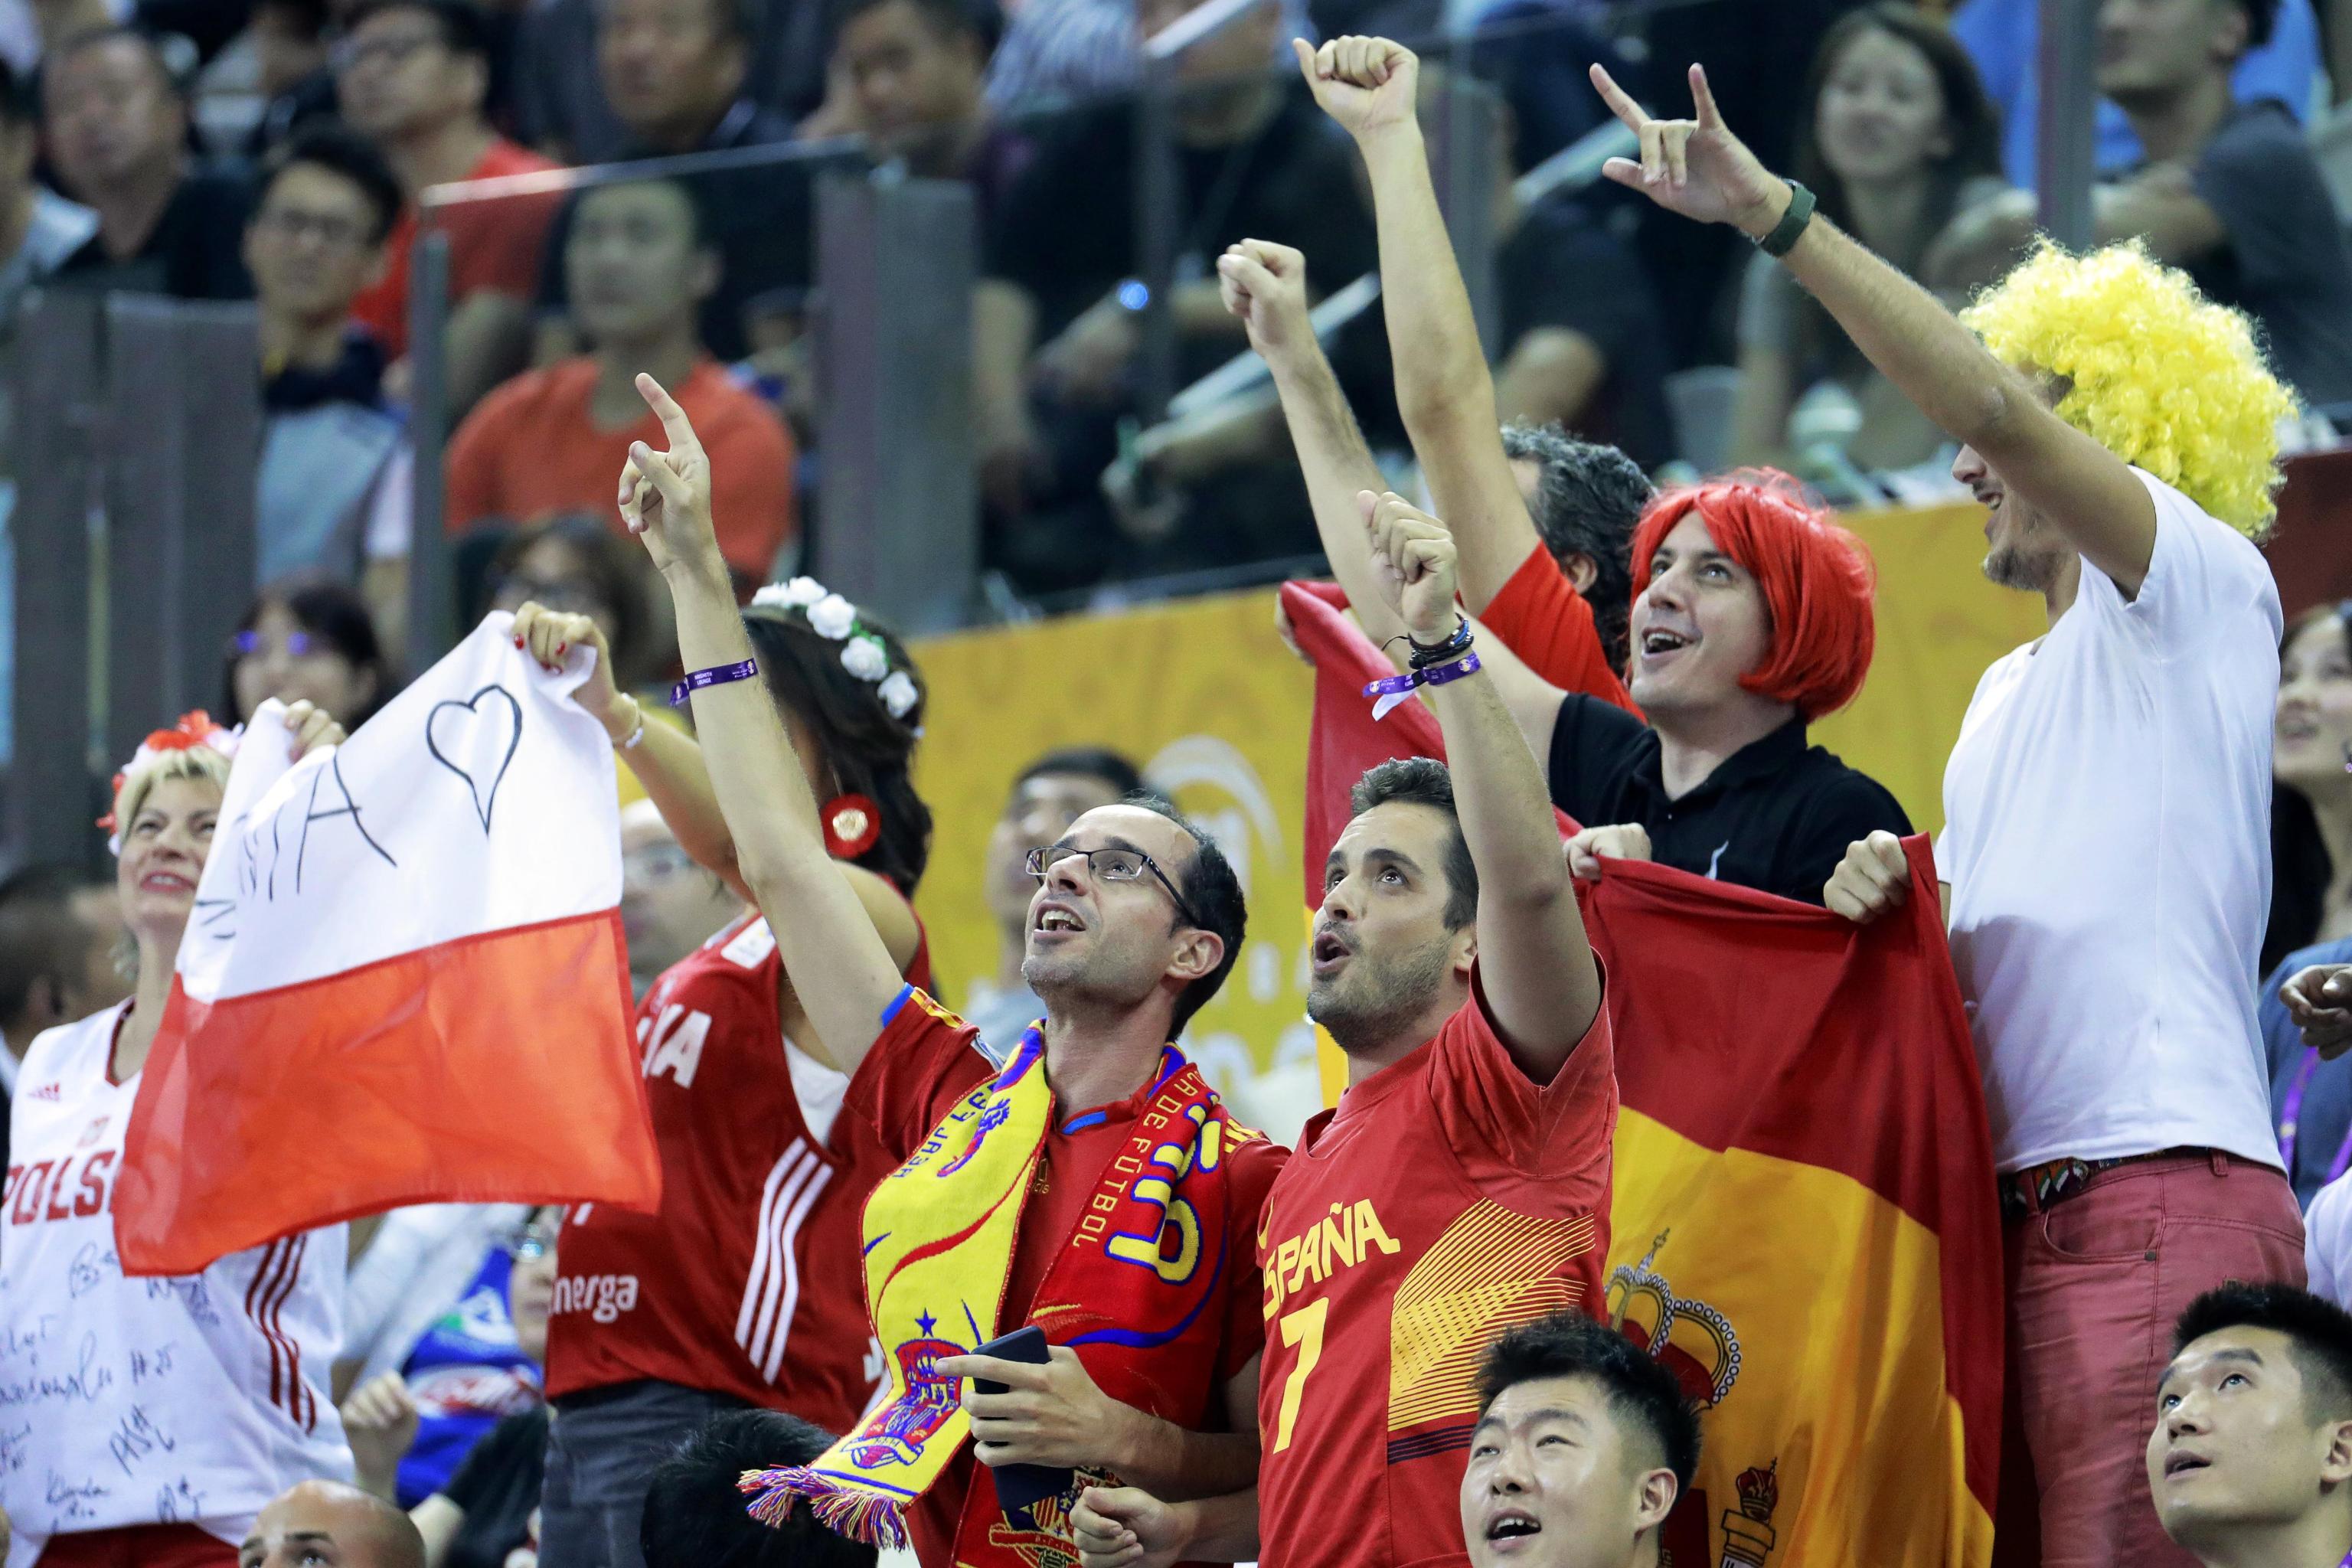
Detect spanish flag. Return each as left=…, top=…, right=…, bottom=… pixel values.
left=1285, top=584, right=2001, bottom=1568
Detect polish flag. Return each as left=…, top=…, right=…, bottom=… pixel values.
left=113, top=615, right=662, bottom=1276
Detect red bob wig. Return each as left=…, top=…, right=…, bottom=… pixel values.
left=1627, top=469, right=1877, bottom=720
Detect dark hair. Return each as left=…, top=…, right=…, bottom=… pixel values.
left=1476, top=1312, right=1703, bottom=1494
left=1016, top=746, right=1145, bottom=801
left=256, top=0, right=335, bottom=40
left=742, top=606, right=932, bottom=896
left=0, top=864, right=104, bottom=1031
left=641, top=1410, right=874, bottom=1568
left=1791, top=5, right=2002, bottom=372
left=2264, top=603, right=2349, bottom=976
left=1124, top=792, right=1245, bottom=1037
left=577, top=174, right=719, bottom=253
left=342, top=0, right=494, bottom=58
left=482, top=517, right=655, bottom=688
left=2236, top=0, right=2281, bottom=53
left=1499, top=423, right=1651, bottom=674
left=836, top=0, right=999, bottom=51
left=2174, top=1281, right=2352, bottom=1420
left=1348, top=758, right=1478, bottom=930
left=0, top=57, right=27, bottom=127
left=259, top=124, right=403, bottom=244
left=222, top=577, right=395, bottom=727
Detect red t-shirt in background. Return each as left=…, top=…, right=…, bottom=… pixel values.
left=1254, top=975, right=1616, bottom=1568
left=1479, top=544, right=1638, bottom=714
left=445, top=356, right=796, bottom=577
left=544, top=913, right=932, bottom=1426
left=846, top=992, right=1286, bottom=1568
left=351, top=138, right=562, bottom=360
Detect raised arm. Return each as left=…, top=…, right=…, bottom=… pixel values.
left=1215, top=239, right=1407, bottom=650
left=1592, top=63, right=2158, bottom=594
left=1295, top=36, right=1545, bottom=614
left=619, top=374, right=907, bottom=1076
left=1364, top=492, right=1601, bottom=1070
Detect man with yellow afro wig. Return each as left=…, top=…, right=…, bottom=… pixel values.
left=1595, top=59, right=2301, bottom=1568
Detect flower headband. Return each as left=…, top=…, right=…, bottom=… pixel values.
left=98, top=709, right=239, bottom=850
left=749, top=577, right=922, bottom=724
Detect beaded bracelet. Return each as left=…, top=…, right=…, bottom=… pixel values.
left=671, top=658, right=760, bottom=707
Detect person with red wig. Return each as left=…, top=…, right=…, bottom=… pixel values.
left=1478, top=462, right=1911, bottom=903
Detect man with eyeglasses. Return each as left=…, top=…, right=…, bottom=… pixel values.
left=1073, top=492, right=1612, bottom=1568
left=246, top=126, right=416, bottom=619
left=620, top=375, right=1284, bottom=1568
left=334, top=0, right=560, bottom=413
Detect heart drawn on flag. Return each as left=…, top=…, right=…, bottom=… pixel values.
left=427, top=684, right=523, bottom=832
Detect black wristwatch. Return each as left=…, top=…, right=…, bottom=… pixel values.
left=1756, top=181, right=1817, bottom=260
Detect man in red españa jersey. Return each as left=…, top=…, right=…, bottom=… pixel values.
left=1073, top=490, right=1613, bottom=1568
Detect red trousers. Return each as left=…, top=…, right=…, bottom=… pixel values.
left=1993, top=1150, right=2305, bottom=1567
left=34, top=1524, right=238, bottom=1568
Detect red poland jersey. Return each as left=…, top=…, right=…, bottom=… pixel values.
left=545, top=912, right=931, bottom=1428
left=1255, top=976, right=1616, bottom=1568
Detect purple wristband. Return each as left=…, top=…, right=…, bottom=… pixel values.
left=670, top=658, right=760, bottom=707
left=1364, top=650, right=1481, bottom=720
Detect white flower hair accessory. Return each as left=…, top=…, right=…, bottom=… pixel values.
left=841, top=634, right=890, bottom=681
left=806, top=593, right=858, bottom=641
left=877, top=670, right=920, bottom=720
left=753, top=577, right=827, bottom=612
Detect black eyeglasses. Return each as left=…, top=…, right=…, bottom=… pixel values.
left=1025, top=844, right=1202, bottom=929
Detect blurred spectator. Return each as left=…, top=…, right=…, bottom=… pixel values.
left=341, top=1207, right=557, bottom=1568
left=982, top=0, right=1308, bottom=110
left=968, top=744, right=1144, bottom=1050
left=619, top=799, right=741, bottom=995
left=44, top=25, right=254, bottom=297
left=531, top=0, right=819, bottom=366
left=638, top=1411, right=873, bottom=1568
left=0, top=56, right=93, bottom=312
left=975, top=0, right=1377, bottom=590
left=335, top=0, right=557, bottom=413
left=479, top=516, right=656, bottom=687
left=2269, top=604, right=2352, bottom=976
left=247, top=127, right=417, bottom=608
left=1936, top=0, right=2352, bottom=411
left=1735, top=5, right=2011, bottom=476
left=836, top=0, right=1024, bottom=211
left=452, top=179, right=796, bottom=580
left=1955, top=0, right=2325, bottom=187
left=244, top=0, right=338, bottom=152
left=243, top=1481, right=428, bottom=1568
left=224, top=578, right=394, bottom=727
left=2262, top=928, right=2352, bottom=1206
left=515, top=0, right=831, bottom=165
left=0, top=862, right=124, bottom=1166
left=2147, top=1282, right=2352, bottom=1565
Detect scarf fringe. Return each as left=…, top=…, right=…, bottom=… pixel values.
left=738, top=1465, right=912, bottom=1551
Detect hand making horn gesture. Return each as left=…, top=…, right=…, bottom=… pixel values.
left=1588, top=60, right=1794, bottom=240
left=616, top=371, right=719, bottom=577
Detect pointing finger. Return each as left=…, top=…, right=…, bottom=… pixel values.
left=1291, top=36, right=1315, bottom=82
left=634, top=372, right=701, bottom=455
left=1690, top=62, right=1726, bottom=129
left=1589, top=62, right=1649, bottom=132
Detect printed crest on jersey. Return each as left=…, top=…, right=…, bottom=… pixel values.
left=983, top=1465, right=1119, bottom=1568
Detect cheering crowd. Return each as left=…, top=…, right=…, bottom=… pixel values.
left=8, top=0, right=2352, bottom=1566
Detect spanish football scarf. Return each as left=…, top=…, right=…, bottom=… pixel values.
left=744, top=1019, right=1250, bottom=1565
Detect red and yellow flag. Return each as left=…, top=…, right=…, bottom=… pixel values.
left=1285, top=583, right=2000, bottom=1567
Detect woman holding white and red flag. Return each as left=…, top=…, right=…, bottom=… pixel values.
left=0, top=702, right=348, bottom=1568
left=508, top=586, right=941, bottom=1568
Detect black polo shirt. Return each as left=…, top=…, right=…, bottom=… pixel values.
left=1547, top=694, right=1912, bottom=904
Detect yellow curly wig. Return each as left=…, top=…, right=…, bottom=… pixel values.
left=1961, top=240, right=2295, bottom=537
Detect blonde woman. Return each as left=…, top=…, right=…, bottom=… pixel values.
left=0, top=703, right=347, bottom=1568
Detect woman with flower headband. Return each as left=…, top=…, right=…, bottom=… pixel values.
left=507, top=581, right=937, bottom=1568
left=0, top=701, right=348, bottom=1568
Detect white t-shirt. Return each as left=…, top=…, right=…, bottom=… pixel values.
left=0, top=1004, right=350, bottom=1566
left=1940, top=468, right=2282, bottom=1174
left=2307, top=1171, right=2352, bottom=1308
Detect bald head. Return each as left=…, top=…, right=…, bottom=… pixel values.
left=241, top=1481, right=424, bottom=1568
